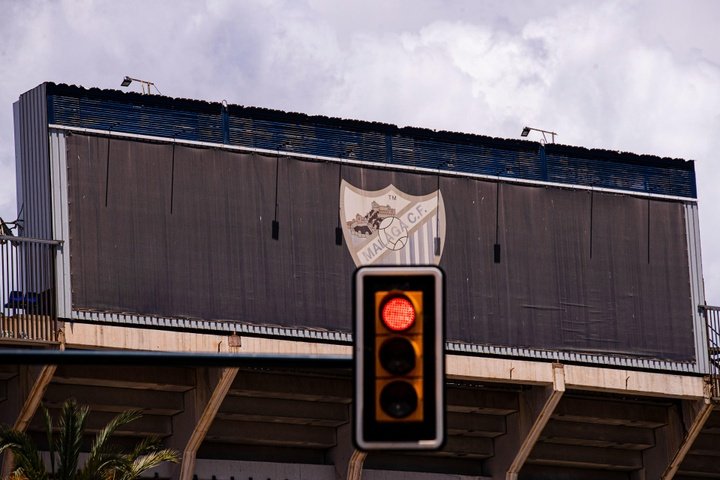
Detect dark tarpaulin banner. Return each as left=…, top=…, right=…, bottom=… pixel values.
left=67, top=134, right=695, bottom=361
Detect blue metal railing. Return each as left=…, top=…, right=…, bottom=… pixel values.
left=46, top=89, right=697, bottom=199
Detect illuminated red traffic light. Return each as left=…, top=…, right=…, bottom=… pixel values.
left=380, top=295, right=416, bottom=331
left=354, top=266, right=445, bottom=451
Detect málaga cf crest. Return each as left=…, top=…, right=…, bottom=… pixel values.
left=339, top=180, right=446, bottom=267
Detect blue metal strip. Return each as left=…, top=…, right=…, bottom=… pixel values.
left=47, top=92, right=696, bottom=198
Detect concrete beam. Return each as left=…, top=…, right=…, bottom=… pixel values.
left=521, top=464, right=630, bottom=480
left=206, top=418, right=337, bottom=447
left=219, top=394, right=348, bottom=426
left=446, top=387, right=519, bottom=415
left=631, top=401, right=684, bottom=480
left=177, top=367, right=238, bottom=480
left=540, top=420, right=654, bottom=449
left=660, top=392, right=714, bottom=479
left=43, top=383, right=184, bottom=415
left=528, top=443, right=643, bottom=470
left=29, top=408, right=172, bottom=437
left=63, top=322, right=349, bottom=355
left=552, top=396, right=668, bottom=428
left=447, top=355, right=706, bottom=400
left=674, top=452, right=720, bottom=476
left=444, top=435, right=495, bottom=457
left=0, top=364, right=56, bottom=477
left=506, top=363, right=565, bottom=479
left=62, top=322, right=707, bottom=402
left=486, top=364, right=565, bottom=480
left=447, top=412, right=506, bottom=437
left=228, top=370, right=351, bottom=402
left=52, top=364, right=195, bottom=391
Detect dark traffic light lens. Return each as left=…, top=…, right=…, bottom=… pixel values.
left=380, top=295, right=416, bottom=331
left=379, top=381, right=418, bottom=418
left=379, top=337, right=416, bottom=375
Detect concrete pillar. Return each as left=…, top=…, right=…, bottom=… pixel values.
left=167, top=366, right=238, bottom=480
left=486, top=363, right=565, bottom=480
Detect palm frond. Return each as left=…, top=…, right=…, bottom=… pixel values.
left=127, top=436, right=162, bottom=458
left=80, top=409, right=143, bottom=480
left=116, top=448, right=179, bottom=480
left=8, top=467, right=33, bottom=480
left=43, top=405, right=56, bottom=477
left=0, top=426, right=48, bottom=478
left=91, top=409, right=142, bottom=457
left=56, top=399, right=88, bottom=480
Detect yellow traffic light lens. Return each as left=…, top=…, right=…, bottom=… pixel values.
left=379, top=337, right=416, bottom=375
left=380, top=296, right=416, bottom=331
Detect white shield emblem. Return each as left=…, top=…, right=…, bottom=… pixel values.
left=339, top=180, right=446, bottom=267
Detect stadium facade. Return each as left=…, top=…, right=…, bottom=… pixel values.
left=1, top=82, right=719, bottom=479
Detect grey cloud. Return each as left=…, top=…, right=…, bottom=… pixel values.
left=1, top=0, right=719, bottom=301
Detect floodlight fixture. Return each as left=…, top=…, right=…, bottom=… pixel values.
left=120, top=76, right=161, bottom=95
left=520, top=126, right=557, bottom=144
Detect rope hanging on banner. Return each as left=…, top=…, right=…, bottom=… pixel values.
left=494, top=176, right=501, bottom=263
left=272, top=147, right=282, bottom=240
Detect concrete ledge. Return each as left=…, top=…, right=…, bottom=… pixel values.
left=62, top=323, right=708, bottom=399
left=62, top=322, right=350, bottom=355
left=447, top=354, right=707, bottom=399
left=563, top=363, right=707, bottom=399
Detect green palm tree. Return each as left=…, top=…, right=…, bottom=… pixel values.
left=0, top=399, right=178, bottom=480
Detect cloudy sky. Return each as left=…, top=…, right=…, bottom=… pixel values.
left=1, top=0, right=719, bottom=301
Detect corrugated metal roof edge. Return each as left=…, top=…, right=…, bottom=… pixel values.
left=67, top=310, right=702, bottom=374
left=43, top=82, right=694, bottom=172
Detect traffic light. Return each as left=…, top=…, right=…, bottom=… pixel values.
left=353, top=265, right=445, bottom=450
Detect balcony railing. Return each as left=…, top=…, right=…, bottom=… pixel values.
left=702, top=305, right=720, bottom=400
left=0, top=235, right=60, bottom=344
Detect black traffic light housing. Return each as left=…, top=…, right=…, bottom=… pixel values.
left=353, top=265, right=445, bottom=450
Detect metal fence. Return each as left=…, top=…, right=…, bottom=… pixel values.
left=703, top=305, right=720, bottom=400
left=0, top=235, right=60, bottom=343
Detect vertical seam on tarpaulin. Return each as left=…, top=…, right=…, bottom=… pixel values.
left=272, top=149, right=280, bottom=240
left=647, top=196, right=651, bottom=264
left=104, top=134, right=111, bottom=207
left=170, top=142, right=176, bottom=214
left=494, top=173, right=501, bottom=263
left=589, top=186, right=594, bottom=260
